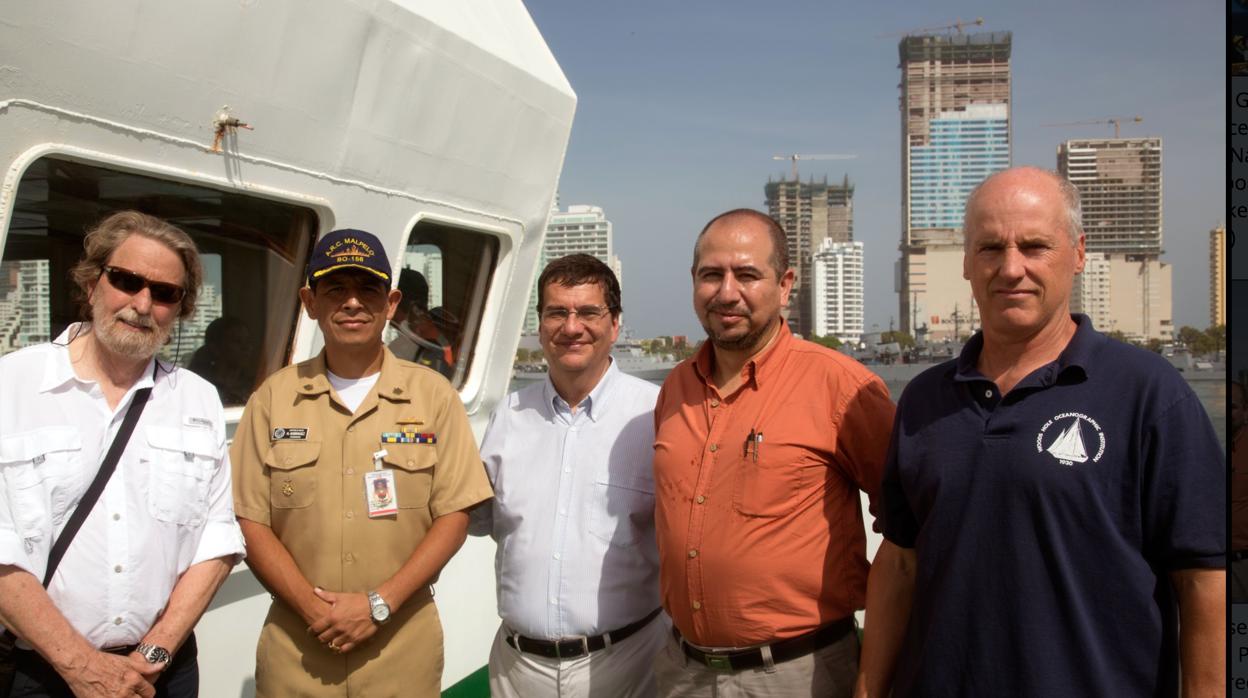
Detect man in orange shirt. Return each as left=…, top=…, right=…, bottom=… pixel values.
left=1232, top=381, right=1248, bottom=602
left=652, top=209, right=895, bottom=697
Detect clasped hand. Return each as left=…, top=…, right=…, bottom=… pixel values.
left=307, top=588, right=377, bottom=654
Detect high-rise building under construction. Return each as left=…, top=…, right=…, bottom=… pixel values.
left=897, top=31, right=1012, bottom=341
left=764, top=175, right=853, bottom=336
left=1058, top=137, right=1172, bottom=341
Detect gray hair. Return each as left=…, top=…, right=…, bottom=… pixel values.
left=70, top=210, right=203, bottom=319
left=963, top=167, right=1083, bottom=247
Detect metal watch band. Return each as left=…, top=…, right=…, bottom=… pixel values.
left=368, top=590, right=391, bottom=624
left=135, top=642, right=171, bottom=665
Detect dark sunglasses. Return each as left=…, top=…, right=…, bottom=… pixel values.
left=101, top=266, right=186, bottom=305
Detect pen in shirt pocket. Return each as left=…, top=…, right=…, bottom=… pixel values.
left=745, top=429, right=763, bottom=462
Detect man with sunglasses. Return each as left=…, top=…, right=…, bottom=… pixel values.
left=230, top=229, right=492, bottom=697
left=0, top=210, right=246, bottom=698
left=469, top=254, right=667, bottom=697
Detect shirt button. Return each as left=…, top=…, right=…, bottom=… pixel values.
left=407, top=459, right=416, bottom=467
left=112, top=513, right=120, bottom=521
left=710, top=400, right=720, bottom=408
left=114, top=565, right=123, bottom=573
left=692, top=601, right=701, bottom=611
left=552, top=553, right=560, bottom=560
left=688, top=549, right=698, bottom=558
left=985, top=389, right=993, bottom=398
left=563, top=468, right=570, bottom=473
left=283, top=457, right=293, bottom=465
left=559, top=509, right=567, bottom=516
left=114, top=617, right=123, bottom=625
left=344, top=553, right=354, bottom=564
left=708, top=444, right=718, bottom=453
left=345, top=511, right=354, bottom=520
left=345, top=468, right=354, bottom=475
left=696, top=495, right=706, bottom=504
left=549, top=597, right=557, bottom=604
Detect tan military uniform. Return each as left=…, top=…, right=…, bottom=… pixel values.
left=232, top=348, right=493, bottom=697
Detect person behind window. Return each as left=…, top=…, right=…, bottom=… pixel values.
left=388, top=268, right=453, bottom=378
left=188, top=316, right=254, bottom=405
left=0, top=210, right=245, bottom=698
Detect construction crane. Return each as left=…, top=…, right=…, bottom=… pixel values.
left=1041, top=116, right=1143, bottom=139
left=773, top=153, right=856, bottom=180
left=877, top=17, right=984, bottom=38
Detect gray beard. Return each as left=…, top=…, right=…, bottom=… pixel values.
left=91, top=308, right=170, bottom=361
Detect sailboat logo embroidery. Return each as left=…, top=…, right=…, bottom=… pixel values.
left=1035, top=412, right=1106, bottom=466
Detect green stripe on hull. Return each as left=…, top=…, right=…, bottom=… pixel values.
left=442, top=665, right=489, bottom=697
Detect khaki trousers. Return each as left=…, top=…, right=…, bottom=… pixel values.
left=488, top=614, right=669, bottom=698
left=654, top=630, right=858, bottom=698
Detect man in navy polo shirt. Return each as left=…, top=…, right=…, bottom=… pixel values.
left=855, top=167, right=1224, bottom=697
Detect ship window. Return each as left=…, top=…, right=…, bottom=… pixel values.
left=386, top=221, right=498, bottom=389
left=0, top=156, right=317, bottom=406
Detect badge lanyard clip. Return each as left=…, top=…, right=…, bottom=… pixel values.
left=372, top=448, right=388, bottom=471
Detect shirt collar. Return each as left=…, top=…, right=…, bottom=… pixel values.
left=543, top=358, right=619, bottom=423
left=40, top=323, right=157, bottom=394
left=692, top=320, right=792, bottom=390
left=954, top=314, right=1099, bottom=385
left=296, top=347, right=411, bottom=403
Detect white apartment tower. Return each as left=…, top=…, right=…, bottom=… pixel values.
left=524, top=204, right=623, bottom=333
left=811, top=239, right=865, bottom=345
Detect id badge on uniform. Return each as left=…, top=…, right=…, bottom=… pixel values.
left=365, top=469, right=398, bottom=517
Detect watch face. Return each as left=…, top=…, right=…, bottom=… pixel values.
left=373, top=603, right=390, bottom=622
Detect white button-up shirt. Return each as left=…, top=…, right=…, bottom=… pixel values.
left=0, top=326, right=245, bottom=649
left=474, top=360, right=660, bottom=639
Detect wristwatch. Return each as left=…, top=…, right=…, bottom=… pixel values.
left=135, top=642, right=171, bottom=665
left=367, top=590, right=391, bottom=625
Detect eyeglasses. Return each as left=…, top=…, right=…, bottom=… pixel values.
left=540, top=305, right=610, bottom=325
left=101, top=266, right=186, bottom=305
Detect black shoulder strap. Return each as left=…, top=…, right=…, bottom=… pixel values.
left=41, top=370, right=155, bottom=587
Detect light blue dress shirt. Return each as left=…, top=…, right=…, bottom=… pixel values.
left=474, top=360, right=660, bottom=639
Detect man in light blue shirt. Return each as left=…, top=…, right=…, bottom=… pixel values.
left=470, top=254, right=666, bottom=697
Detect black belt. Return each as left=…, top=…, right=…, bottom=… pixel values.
left=675, top=617, right=856, bottom=672
left=505, top=607, right=662, bottom=659
left=1233, top=550, right=1248, bottom=562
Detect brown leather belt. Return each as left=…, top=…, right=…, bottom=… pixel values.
left=675, top=617, right=856, bottom=672
left=505, top=607, right=663, bottom=659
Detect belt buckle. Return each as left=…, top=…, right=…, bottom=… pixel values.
left=704, top=654, right=733, bottom=672
left=557, top=635, right=589, bottom=659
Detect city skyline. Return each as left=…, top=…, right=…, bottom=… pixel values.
left=526, top=2, right=1224, bottom=339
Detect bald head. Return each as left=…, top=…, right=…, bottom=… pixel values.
left=692, top=209, right=788, bottom=277
left=963, top=167, right=1083, bottom=248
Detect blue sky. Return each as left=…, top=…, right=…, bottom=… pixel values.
left=526, top=1, right=1225, bottom=339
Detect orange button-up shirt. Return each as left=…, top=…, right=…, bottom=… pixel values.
left=653, top=324, right=895, bottom=646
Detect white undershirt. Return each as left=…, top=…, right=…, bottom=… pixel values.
left=328, top=370, right=380, bottom=413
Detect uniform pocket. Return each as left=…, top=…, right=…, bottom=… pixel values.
left=264, top=441, right=321, bottom=510
left=380, top=444, right=435, bottom=509
left=0, top=426, right=84, bottom=542
left=145, top=425, right=215, bottom=526
left=589, top=476, right=655, bottom=547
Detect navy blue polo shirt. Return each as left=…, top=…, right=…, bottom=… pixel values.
left=881, top=315, right=1224, bottom=697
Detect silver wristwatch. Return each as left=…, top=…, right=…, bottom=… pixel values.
left=367, top=590, right=391, bottom=625
left=135, top=642, right=171, bottom=665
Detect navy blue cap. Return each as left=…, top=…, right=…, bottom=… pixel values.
left=306, top=229, right=391, bottom=286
